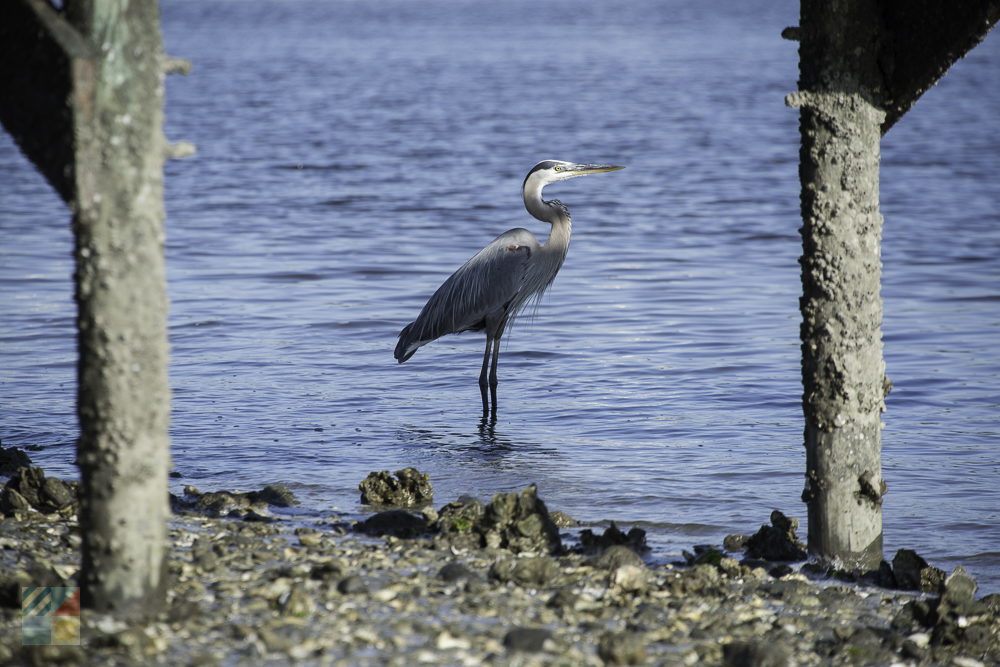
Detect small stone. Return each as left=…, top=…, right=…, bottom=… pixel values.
left=942, top=566, right=977, bottom=604
left=190, top=538, right=218, bottom=571
left=357, top=510, right=428, bottom=537
left=434, top=631, right=470, bottom=650
left=438, top=562, right=475, bottom=583
left=722, top=639, right=790, bottom=667
left=723, top=534, right=749, bottom=552
left=597, top=631, right=646, bottom=665
left=593, top=545, right=644, bottom=570
left=489, top=556, right=559, bottom=587
left=950, top=658, right=986, bottom=667
left=309, top=559, right=343, bottom=581
left=717, top=557, right=743, bottom=577
left=279, top=583, right=313, bottom=617
left=610, top=564, right=649, bottom=594
left=296, top=531, right=322, bottom=548
left=549, top=511, right=578, bottom=527
left=337, top=575, right=368, bottom=595
left=769, top=564, right=794, bottom=578
left=900, top=638, right=927, bottom=661
left=547, top=589, right=580, bottom=610
left=503, top=627, right=552, bottom=652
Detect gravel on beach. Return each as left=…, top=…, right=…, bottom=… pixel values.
left=1, top=463, right=998, bottom=666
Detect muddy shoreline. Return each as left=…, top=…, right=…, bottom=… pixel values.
left=1, top=464, right=998, bottom=665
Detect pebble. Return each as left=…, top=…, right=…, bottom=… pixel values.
left=502, top=627, right=553, bottom=652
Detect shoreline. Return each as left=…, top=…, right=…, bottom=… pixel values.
left=0, top=468, right=1000, bottom=667
left=2, top=466, right=999, bottom=665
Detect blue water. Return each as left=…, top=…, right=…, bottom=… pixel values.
left=1, top=0, right=998, bottom=592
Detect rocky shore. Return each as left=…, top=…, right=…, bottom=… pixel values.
left=0, top=461, right=998, bottom=665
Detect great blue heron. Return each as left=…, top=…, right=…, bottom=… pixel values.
left=394, top=159, right=624, bottom=418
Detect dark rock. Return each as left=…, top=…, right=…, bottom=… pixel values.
left=579, top=523, right=647, bottom=554
left=359, top=467, right=432, bottom=507
left=357, top=509, right=429, bottom=538
left=0, top=487, right=30, bottom=515
left=891, top=549, right=944, bottom=592
left=502, top=627, right=552, bottom=652
left=242, top=509, right=277, bottom=523
left=593, top=544, right=645, bottom=570
left=861, top=559, right=897, bottom=588
left=1, top=466, right=78, bottom=516
left=744, top=510, right=807, bottom=561
left=438, top=562, right=475, bottom=583
left=723, top=639, right=790, bottom=667
left=309, top=559, right=344, bottom=581
left=249, top=484, right=297, bottom=508
left=171, top=483, right=294, bottom=519
left=684, top=544, right=725, bottom=567
left=489, top=556, right=560, bottom=587
left=0, top=444, right=31, bottom=478
left=768, top=564, right=794, bottom=578
left=597, top=631, right=646, bottom=665
left=435, top=496, right=485, bottom=536
left=890, top=600, right=922, bottom=632
left=337, top=574, right=368, bottom=595
left=480, top=485, right=561, bottom=554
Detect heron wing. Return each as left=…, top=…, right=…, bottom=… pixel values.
left=395, top=228, right=538, bottom=360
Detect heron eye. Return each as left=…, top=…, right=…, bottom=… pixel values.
left=554, top=166, right=563, bottom=172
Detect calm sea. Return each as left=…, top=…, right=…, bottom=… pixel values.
left=1, top=0, right=997, bottom=591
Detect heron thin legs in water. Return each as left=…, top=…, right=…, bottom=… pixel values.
left=478, top=325, right=506, bottom=420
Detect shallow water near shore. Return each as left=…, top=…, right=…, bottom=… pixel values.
left=1, top=0, right=998, bottom=591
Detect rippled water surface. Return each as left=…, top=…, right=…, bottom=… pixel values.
left=2, top=0, right=998, bottom=590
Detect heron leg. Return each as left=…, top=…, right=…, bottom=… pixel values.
left=488, top=319, right=508, bottom=418
left=479, top=336, right=493, bottom=418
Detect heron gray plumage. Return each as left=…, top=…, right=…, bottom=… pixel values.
left=394, top=159, right=624, bottom=418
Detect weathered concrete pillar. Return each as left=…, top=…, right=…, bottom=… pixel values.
left=0, top=0, right=172, bottom=618
left=789, top=0, right=997, bottom=571
left=790, top=0, right=888, bottom=571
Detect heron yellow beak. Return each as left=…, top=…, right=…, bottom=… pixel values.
left=571, top=163, right=625, bottom=175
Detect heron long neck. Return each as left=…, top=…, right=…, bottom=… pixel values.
left=524, top=179, right=572, bottom=244
left=523, top=182, right=572, bottom=281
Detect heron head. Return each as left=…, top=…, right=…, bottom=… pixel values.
left=523, top=160, right=625, bottom=190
